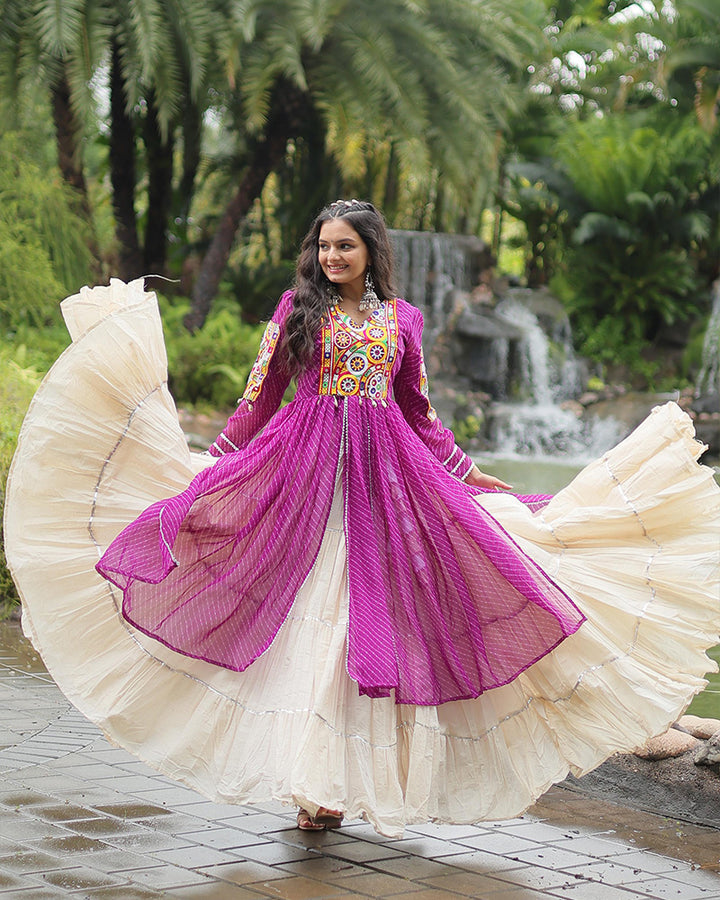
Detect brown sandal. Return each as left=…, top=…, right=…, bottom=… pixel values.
left=311, top=807, right=344, bottom=829
left=296, top=808, right=325, bottom=831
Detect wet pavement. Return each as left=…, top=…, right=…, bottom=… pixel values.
left=0, top=621, right=719, bottom=899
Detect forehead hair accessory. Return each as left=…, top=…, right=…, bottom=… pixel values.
left=328, top=199, right=367, bottom=217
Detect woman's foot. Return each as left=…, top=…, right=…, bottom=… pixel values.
left=296, top=808, right=324, bottom=831
left=312, top=807, right=344, bottom=829
left=296, top=807, right=344, bottom=831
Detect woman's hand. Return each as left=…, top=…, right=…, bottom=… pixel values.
left=464, top=464, right=512, bottom=491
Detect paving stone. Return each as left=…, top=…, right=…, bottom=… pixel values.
left=129, top=864, right=216, bottom=890
left=563, top=859, right=657, bottom=887
left=383, top=835, right=476, bottom=858
left=178, top=826, right=271, bottom=851
left=81, top=887, right=166, bottom=899
left=405, top=821, right=495, bottom=841
left=632, top=877, right=720, bottom=898
left=92, top=801, right=174, bottom=819
left=0, top=869, right=42, bottom=890
left=553, top=883, right=658, bottom=898
left=327, top=870, right=418, bottom=895
left=200, top=860, right=295, bottom=885
left=431, top=849, right=529, bottom=875
left=249, top=874, right=352, bottom=898
left=365, top=856, right=459, bottom=880
left=454, top=830, right=543, bottom=856
left=610, top=851, right=691, bottom=876
left=29, top=833, right=111, bottom=854
left=232, top=841, right=323, bottom=866
left=38, top=865, right=127, bottom=891
left=224, top=812, right=300, bottom=834
left=552, top=833, right=645, bottom=858
left=510, top=844, right=602, bottom=870
left=0, top=849, right=78, bottom=875
left=169, top=884, right=269, bottom=898
left=322, top=841, right=408, bottom=864
left=102, top=830, right=194, bottom=853
left=275, top=858, right=366, bottom=881
left=27, top=803, right=103, bottom=822
left=150, top=843, right=242, bottom=868
left=411, top=869, right=514, bottom=896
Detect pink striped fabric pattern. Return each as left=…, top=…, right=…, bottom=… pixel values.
left=96, top=292, right=585, bottom=705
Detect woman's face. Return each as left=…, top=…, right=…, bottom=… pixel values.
left=318, top=219, right=370, bottom=300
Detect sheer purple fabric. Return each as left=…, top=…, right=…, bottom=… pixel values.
left=97, top=293, right=585, bottom=705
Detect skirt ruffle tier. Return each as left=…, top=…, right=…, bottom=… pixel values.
left=5, top=279, right=720, bottom=837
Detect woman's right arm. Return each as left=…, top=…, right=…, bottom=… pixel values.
left=208, top=291, right=294, bottom=456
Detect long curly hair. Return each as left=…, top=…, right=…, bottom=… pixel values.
left=283, top=200, right=396, bottom=374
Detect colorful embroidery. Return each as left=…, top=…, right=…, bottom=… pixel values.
left=243, top=320, right=281, bottom=404
left=319, top=303, right=398, bottom=400
left=419, top=349, right=437, bottom=421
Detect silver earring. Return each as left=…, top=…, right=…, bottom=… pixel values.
left=358, top=270, right=381, bottom=312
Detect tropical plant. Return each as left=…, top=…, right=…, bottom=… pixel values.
left=185, top=0, right=549, bottom=329
left=160, top=297, right=267, bottom=409
left=0, top=0, right=229, bottom=278
left=552, top=116, right=711, bottom=364
left=0, top=131, right=91, bottom=330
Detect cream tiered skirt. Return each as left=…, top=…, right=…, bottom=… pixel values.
left=5, top=280, right=720, bottom=837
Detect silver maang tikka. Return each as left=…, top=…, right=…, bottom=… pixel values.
left=358, top=270, right=381, bottom=312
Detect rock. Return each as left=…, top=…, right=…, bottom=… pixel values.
left=694, top=729, right=720, bottom=769
left=578, top=392, right=599, bottom=406
left=634, top=729, right=699, bottom=761
left=678, top=715, right=720, bottom=740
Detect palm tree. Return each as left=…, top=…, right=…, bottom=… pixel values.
left=0, top=0, right=224, bottom=279
left=185, top=0, right=545, bottom=329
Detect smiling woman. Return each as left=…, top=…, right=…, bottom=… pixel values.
left=318, top=217, right=370, bottom=306
left=5, top=201, right=720, bottom=840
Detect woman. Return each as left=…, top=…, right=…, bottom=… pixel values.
left=6, top=200, right=720, bottom=838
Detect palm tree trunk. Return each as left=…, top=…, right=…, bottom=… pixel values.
left=184, top=141, right=279, bottom=332
left=109, top=40, right=142, bottom=280
left=144, top=97, right=174, bottom=274
left=51, top=66, right=102, bottom=276
left=185, top=80, right=311, bottom=332
left=176, top=99, right=203, bottom=226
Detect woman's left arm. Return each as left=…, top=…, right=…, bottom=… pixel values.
left=393, top=305, right=511, bottom=490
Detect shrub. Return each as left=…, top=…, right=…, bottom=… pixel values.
left=0, top=132, right=91, bottom=331
left=160, top=297, right=267, bottom=409
left=0, top=353, right=43, bottom=609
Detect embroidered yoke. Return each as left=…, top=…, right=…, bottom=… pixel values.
left=97, top=291, right=585, bottom=705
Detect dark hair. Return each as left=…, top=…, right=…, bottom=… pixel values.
left=283, top=200, right=396, bottom=374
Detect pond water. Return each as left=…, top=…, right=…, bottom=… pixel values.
left=473, top=452, right=720, bottom=718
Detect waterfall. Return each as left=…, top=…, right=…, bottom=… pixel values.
left=488, top=295, right=623, bottom=459
left=390, top=229, right=625, bottom=459
left=390, top=230, right=490, bottom=342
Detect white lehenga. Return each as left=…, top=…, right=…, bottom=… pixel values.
left=5, top=279, right=720, bottom=837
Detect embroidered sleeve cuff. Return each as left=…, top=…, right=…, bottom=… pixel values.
left=444, top=445, right=473, bottom=480
left=459, top=457, right=475, bottom=481
left=442, top=445, right=464, bottom=468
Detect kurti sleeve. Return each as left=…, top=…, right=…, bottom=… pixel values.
left=208, top=291, right=293, bottom=456
left=393, top=304, right=474, bottom=481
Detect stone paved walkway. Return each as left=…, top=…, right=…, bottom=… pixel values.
left=0, top=622, right=719, bottom=899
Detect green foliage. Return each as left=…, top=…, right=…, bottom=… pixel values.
left=0, top=352, right=43, bottom=608
left=160, top=297, right=266, bottom=408
left=548, top=116, right=712, bottom=371
left=0, top=132, right=91, bottom=331
left=452, top=414, right=483, bottom=450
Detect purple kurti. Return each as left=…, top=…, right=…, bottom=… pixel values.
left=97, top=292, right=585, bottom=705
